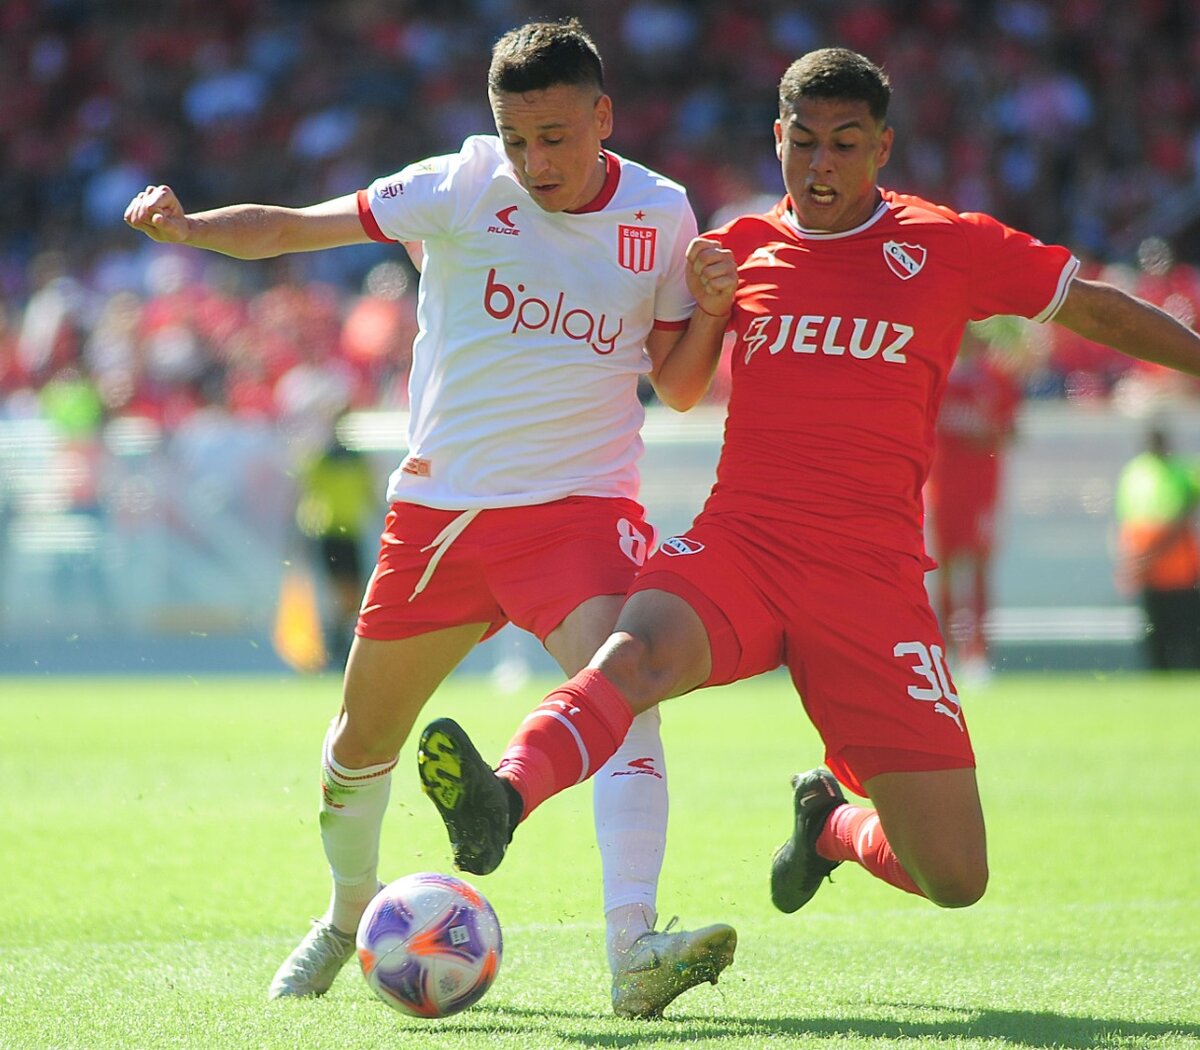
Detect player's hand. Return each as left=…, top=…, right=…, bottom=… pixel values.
left=123, top=184, right=190, bottom=244
left=686, top=237, right=735, bottom=320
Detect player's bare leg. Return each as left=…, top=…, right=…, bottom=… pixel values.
left=590, top=589, right=713, bottom=706
left=269, top=625, right=486, bottom=1000
left=773, top=766, right=985, bottom=913
left=543, top=593, right=627, bottom=673
left=334, top=626, right=488, bottom=766
left=864, top=767, right=988, bottom=907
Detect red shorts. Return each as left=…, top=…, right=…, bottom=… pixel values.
left=357, top=497, right=654, bottom=643
left=630, top=514, right=975, bottom=797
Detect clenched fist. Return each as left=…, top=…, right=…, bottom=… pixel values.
left=686, top=236, right=736, bottom=320
left=124, top=184, right=190, bottom=243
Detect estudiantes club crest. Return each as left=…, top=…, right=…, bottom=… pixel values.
left=618, top=224, right=657, bottom=273
left=882, top=240, right=926, bottom=280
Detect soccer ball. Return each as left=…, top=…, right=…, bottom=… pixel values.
left=356, top=872, right=502, bottom=1018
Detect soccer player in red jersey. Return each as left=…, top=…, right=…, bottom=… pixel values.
left=418, top=48, right=1200, bottom=918
left=926, top=327, right=1023, bottom=683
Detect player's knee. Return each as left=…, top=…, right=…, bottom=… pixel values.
left=596, top=632, right=659, bottom=696
left=923, top=861, right=988, bottom=908
left=327, top=716, right=400, bottom=771
left=595, top=632, right=685, bottom=710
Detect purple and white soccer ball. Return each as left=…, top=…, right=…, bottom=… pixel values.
left=356, top=872, right=502, bottom=1018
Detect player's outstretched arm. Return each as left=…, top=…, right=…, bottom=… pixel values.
left=1053, top=277, right=1200, bottom=377
left=647, top=238, right=736, bottom=411
left=123, top=185, right=370, bottom=260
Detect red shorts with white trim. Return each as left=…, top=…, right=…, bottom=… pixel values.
left=630, top=513, right=975, bottom=797
left=357, top=497, right=654, bottom=643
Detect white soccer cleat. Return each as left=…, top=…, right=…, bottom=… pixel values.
left=267, top=919, right=356, bottom=1000
left=611, top=919, right=738, bottom=1019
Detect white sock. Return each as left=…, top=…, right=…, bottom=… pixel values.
left=593, top=706, right=666, bottom=972
left=318, top=719, right=395, bottom=934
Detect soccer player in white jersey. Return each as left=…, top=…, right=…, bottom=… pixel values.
left=124, top=18, right=736, bottom=1019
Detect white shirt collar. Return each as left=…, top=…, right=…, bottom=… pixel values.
left=781, top=195, right=888, bottom=239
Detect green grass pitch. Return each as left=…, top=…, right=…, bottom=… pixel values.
left=2, top=671, right=1198, bottom=1049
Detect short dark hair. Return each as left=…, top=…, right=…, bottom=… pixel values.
left=488, top=18, right=605, bottom=96
left=779, top=48, right=890, bottom=125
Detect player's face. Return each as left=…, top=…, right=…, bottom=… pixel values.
left=775, top=98, right=893, bottom=233
left=491, top=84, right=613, bottom=213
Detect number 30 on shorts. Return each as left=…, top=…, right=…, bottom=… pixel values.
left=892, top=641, right=963, bottom=729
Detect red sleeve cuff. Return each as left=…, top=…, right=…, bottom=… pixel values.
left=653, top=318, right=689, bottom=331
left=357, top=188, right=396, bottom=243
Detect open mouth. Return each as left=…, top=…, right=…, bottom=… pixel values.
left=808, top=183, right=837, bottom=205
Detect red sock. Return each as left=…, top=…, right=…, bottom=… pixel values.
left=496, top=669, right=634, bottom=821
left=817, top=803, right=924, bottom=896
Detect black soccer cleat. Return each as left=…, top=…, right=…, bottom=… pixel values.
left=417, top=717, right=520, bottom=876
left=770, top=768, right=846, bottom=913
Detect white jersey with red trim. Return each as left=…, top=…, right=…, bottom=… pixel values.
left=360, top=135, right=698, bottom=509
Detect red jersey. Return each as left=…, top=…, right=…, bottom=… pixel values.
left=701, top=190, right=1077, bottom=561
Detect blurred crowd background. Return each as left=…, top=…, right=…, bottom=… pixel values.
left=3, top=0, right=1200, bottom=668
left=5, top=0, right=1200, bottom=437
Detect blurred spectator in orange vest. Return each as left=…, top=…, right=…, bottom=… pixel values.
left=1114, top=426, right=1200, bottom=669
